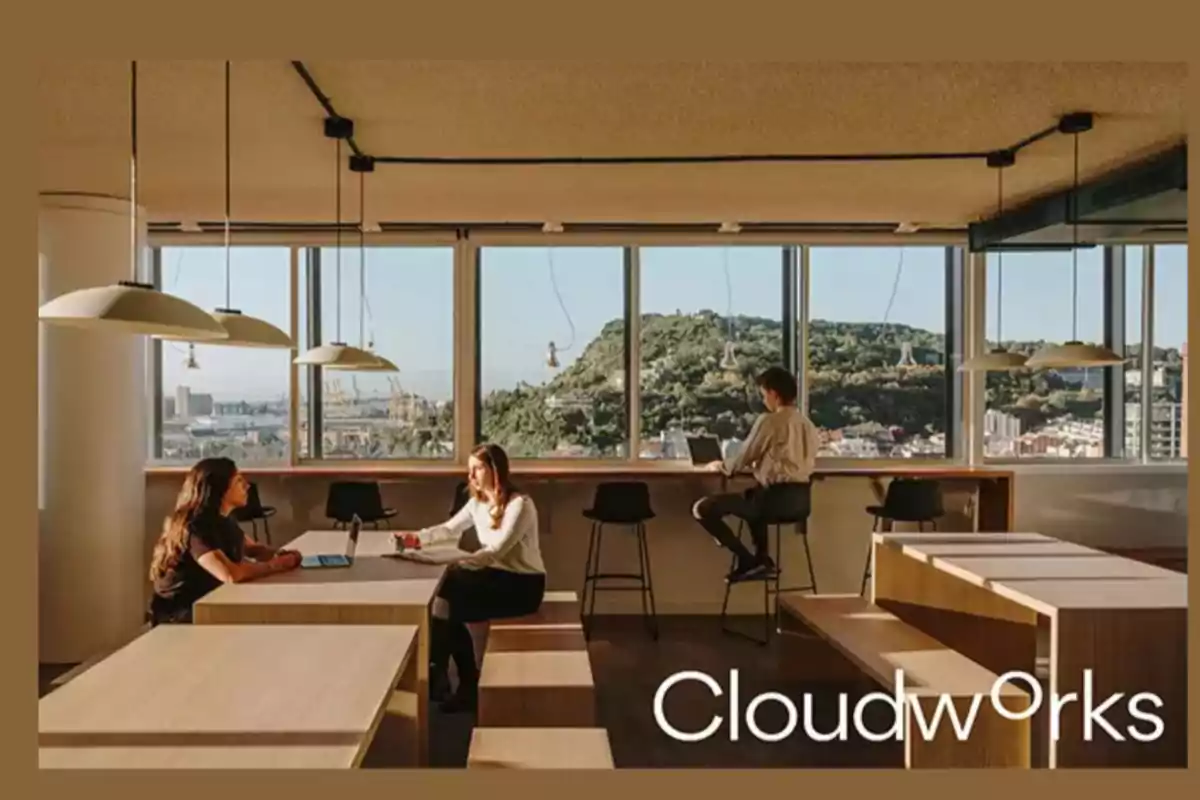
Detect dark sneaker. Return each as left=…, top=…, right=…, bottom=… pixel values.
left=727, top=556, right=773, bottom=583
left=429, top=668, right=451, bottom=703
left=440, top=688, right=478, bottom=714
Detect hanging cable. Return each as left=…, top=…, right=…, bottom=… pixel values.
left=1071, top=130, right=1080, bottom=342
left=547, top=248, right=576, bottom=352
left=335, top=137, right=342, bottom=343
left=723, top=246, right=734, bottom=339
left=223, top=60, right=232, bottom=310
left=881, top=248, right=905, bottom=325
left=996, top=165, right=1004, bottom=344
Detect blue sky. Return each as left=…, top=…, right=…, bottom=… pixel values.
left=161, top=243, right=1188, bottom=403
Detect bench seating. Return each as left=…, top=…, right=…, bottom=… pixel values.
left=467, top=590, right=583, bottom=668
left=489, top=590, right=583, bottom=631
left=468, top=727, right=614, bottom=769
left=478, top=650, right=597, bottom=727
left=778, top=594, right=1031, bottom=769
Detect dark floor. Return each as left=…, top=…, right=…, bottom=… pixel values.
left=431, top=614, right=899, bottom=769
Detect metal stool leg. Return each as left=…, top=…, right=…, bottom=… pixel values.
left=720, top=520, right=770, bottom=647
left=261, top=516, right=271, bottom=547
left=581, top=521, right=598, bottom=639
left=801, top=526, right=818, bottom=595
left=637, top=522, right=659, bottom=640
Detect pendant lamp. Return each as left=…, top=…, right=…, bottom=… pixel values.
left=961, top=152, right=1029, bottom=371
left=325, top=167, right=398, bottom=372
left=1026, top=116, right=1123, bottom=369
left=38, top=62, right=228, bottom=341
left=293, top=135, right=383, bottom=369
left=159, top=62, right=293, bottom=348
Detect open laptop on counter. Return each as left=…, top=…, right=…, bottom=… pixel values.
left=301, top=516, right=360, bottom=569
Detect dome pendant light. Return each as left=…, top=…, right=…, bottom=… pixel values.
left=160, top=62, right=293, bottom=348
left=1027, top=114, right=1123, bottom=370
left=961, top=151, right=1029, bottom=371
left=294, top=130, right=383, bottom=369
left=326, top=164, right=398, bottom=373
left=38, top=62, right=228, bottom=340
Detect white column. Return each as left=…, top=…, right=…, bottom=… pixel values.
left=39, top=193, right=149, bottom=664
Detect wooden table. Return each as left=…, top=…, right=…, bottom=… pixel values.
left=870, top=532, right=1187, bottom=769
left=39, top=624, right=417, bottom=769
left=193, top=530, right=445, bottom=766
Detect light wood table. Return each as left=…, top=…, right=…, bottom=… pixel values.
left=871, top=532, right=1187, bottom=769
left=193, top=530, right=445, bottom=767
left=39, top=624, right=416, bottom=769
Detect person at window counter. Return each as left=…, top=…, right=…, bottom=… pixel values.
left=148, top=457, right=301, bottom=625
left=398, top=443, right=546, bottom=713
left=692, top=366, right=818, bottom=581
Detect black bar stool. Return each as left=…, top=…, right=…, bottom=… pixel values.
left=861, top=478, right=944, bottom=594
left=233, top=482, right=276, bottom=545
left=325, top=481, right=397, bottom=530
left=581, top=482, right=658, bottom=641
left=720, top=482, right=815, bottom=646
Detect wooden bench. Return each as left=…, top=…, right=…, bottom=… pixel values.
left=467, top=591, right=584, bottom=669
left=468, top=727, right=614, bottom=769
left=490, top=590, right=583, bottom=631
left=778, top=594, right=1031, bottom=769
left=478, top=650, right=597, bottom=728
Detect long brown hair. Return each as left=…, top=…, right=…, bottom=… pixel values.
left=469, top=443, right=519, bottom=529
left=149, top=457, right=239, bottom=582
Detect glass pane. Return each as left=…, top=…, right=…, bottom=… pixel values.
left=808, top=246, right=948, bottom=458
left=1150, top=244, right=1187, bottom=460
left=310, top=246, right=455, bottom=460
left=638, top=246, right=784, bottom=460
left=479, top=246, right=627, bottom=458
left=157, top=247, right=291, bottom=464
left=984, top=248, right=1105, bottom=458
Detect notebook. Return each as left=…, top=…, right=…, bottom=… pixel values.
left=301, top=516, right=360, bottom=569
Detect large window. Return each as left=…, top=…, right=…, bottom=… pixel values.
left=983, top=248, right=1106, bottom=459
left=154, top=247, right=292, bottom=464
left=1149, top=244, right=1187, bottom=461
left=807, top=247, right=950, bottom=458
left=302, top=246, right=455, bottom=460
left=638, top=246, right=785, bottom=460
left=146, top=238, right=1183, bottom=470
left=478, top=247, right=627, bottom=458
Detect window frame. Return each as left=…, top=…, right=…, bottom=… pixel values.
left=142, top=231, right=1186, bottom=473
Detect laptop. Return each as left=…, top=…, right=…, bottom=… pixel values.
left=685, top=435, right=724, bottom=466
left=301, top=515, right=361, bottom=569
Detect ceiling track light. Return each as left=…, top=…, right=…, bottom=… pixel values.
left=37, top=62, right=228, bottom=340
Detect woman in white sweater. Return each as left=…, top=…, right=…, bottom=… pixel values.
left=403, top=443, right=545, bottom=712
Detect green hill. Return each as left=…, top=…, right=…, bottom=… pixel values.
left=477, top=312, right=1182, bottom=457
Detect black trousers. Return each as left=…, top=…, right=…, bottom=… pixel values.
left=693, top=482, right=811, bottom=563
left=430, top=566, right=546, bottom=689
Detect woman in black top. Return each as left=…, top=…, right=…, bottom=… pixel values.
left=148, top=457, right=302, bottom=625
